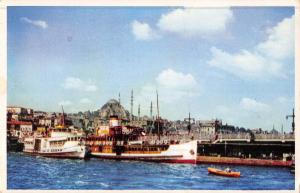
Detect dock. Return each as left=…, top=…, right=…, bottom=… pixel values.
left=197, top=156, right=292, bottom=167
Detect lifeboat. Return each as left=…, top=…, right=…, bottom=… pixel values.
left=208, top=167, right=241, bottom=178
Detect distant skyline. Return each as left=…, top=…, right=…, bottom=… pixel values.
left=8, top=7, right=294, bottom=131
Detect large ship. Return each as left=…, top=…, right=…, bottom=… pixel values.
left=86, top=116, right=198, bottom=164
left=23, top=126, right=87, bottom=159
left=23, top=108, right=87, bottom=159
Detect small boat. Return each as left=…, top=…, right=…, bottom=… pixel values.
left=208, top=167, right=241, bottom=178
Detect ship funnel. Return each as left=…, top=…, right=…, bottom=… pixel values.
left=109, top=115, right=119, bottom=127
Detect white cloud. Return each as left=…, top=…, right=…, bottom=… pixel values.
left=208, top=15, right=294, bottom=79
left=135, top=69, right=199, bottom=112
left=276, top=96, right=294, bottom=104
left=131, top=8, right=233, bottom=41
left=208, top=47, right=282, bottom=79
left=156, top=68, right=197, bottom=90
left=131, top=20, right=158, bottom=40
left=62, top=77, right=98, bottom=92
left=58, top=100, right=72, bottom=106
left=20, top=17, right=48, bottom=29
left=256, top=15, right=294, bottom=60
left=79, top=98, right=92, bottom=104
left=240, top=98, right=270, bottom=112
left=157, top=8, right=233, bottom=37
left=214, top=98, right=271, bottom=129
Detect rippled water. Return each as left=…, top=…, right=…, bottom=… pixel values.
left=7, top=152, right=294, bottom=190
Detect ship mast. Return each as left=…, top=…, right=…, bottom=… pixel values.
left=188, top=112, right=191, bottom=134
left=61, top=105, right=65, bottom=127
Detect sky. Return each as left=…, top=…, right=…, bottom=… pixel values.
left=8, top=7, right=295, bottom=131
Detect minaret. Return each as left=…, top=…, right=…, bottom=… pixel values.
left=156, top=89, right=160, bottom=139
left=156, top=90, right=159, bottom=119
left=138, top=104, right=140, bottom=121
left=118, top=92, right=121, bottom=105
left=130, top=89, right=133, bottom=121
left=150, top=101, right=153, bottom=120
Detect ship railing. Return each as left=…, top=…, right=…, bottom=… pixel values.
left=143, top=133, right=213, bottom=143
left=283, top=133, right=295, bottom=139
left=221, top=133, right=250, bottom=139
left=254, top=133, right=295, bottom=140
left=219, top=133, right=251, bottom=141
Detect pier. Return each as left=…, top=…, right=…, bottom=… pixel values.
left=196, top=156, right=293, bottom=167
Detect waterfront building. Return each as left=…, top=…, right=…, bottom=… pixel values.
left=198, top=119, right=222, bottom=136
left=7, top=120, right=33, bottom=139
left=33, top=111, right=47, bottom=118
left=7, top=106, right=28, bottom=115
left=7, top=106, right=33, bottom=121
left=38, top=117, right=53, bottom=127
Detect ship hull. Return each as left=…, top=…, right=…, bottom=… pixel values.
left=23, top=150, right=86, bottom=159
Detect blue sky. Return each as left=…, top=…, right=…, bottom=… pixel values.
left=8, top=7, right=295, bottom=131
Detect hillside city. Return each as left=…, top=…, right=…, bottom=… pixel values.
left=7, top=98, right=293, bottom=142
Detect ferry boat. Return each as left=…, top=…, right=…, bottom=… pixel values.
left=86, top=116, right=198, bottom=164
left=23, top=126, right=87, bottom=159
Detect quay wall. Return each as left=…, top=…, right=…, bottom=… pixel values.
left=196, top=156, right=293, bottom=167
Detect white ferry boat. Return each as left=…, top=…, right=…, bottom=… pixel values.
left=23, top=126, right=87, bottom=159
left=88, top=137, right=198, bottom=164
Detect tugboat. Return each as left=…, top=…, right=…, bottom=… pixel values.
left=86, top=115, right=198, bottom=164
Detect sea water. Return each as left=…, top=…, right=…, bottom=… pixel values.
left=7, top=152, right=294, bottom=190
